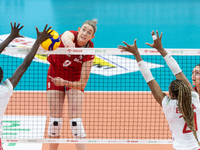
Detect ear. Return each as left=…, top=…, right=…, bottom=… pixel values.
left=91, top=35, right=95, bottom=39
left=78, top=27, right=81, bottom=32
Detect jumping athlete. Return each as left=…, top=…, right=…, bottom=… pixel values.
left=47, top=20, right=97, bottom=150
left=118, top=30, right=200, bottom=150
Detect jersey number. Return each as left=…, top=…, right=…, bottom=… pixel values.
left=182, top=112, right=198, bottom=133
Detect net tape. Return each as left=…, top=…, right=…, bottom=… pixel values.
left=3, top=47, right=200, bottom=55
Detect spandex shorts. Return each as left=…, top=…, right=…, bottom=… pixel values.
left=47, top=65, right=84, bottom=92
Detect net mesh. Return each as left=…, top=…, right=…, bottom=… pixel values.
left=1, top=48, right=199, bottom=143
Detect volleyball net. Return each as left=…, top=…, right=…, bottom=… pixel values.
left=1, top=47, right=200, bottom=144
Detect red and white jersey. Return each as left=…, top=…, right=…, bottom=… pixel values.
left=0, top=79, right=13, bottom=138
left=47, top=30, right=95, bottom=81
left=162, top=91, right=200, bottom=150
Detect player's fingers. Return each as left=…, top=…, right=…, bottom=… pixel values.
left=123, top=41, right=130, bottom=47
left=156, top=30, right=159, bottom=38
left=145, top=43, right=153, bottom=47
left=10, top=22, right=14, bottom=29
left=47, top=26, right=52, bottom=33
left=43, top=24, right=48, bottom=31
left=134, top=39, right=137, bottom=45
left=35, top=27, right=39, bottom=33
left=118, top=45, right=126, bottom=49
left=160, top=32, right=163, bottom=40
left=48, top=29, right=53, bottom=34
left=14, top=22, right=16, bottom=28
left=151, top=30, right=155, bottom=36
left=120, top=49, right=126, bottom=53
left=69, top=45, right=75, bottom=48
left=19, top=25, right=24, bottom=30
left=16, top=23, right=20, bottom=28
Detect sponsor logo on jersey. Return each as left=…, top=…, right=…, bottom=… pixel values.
left=74, top=58, right=82, bottom=63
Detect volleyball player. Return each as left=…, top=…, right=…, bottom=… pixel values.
left=47, top=20, right=97, bottom=150
left=0, top=22, right=52, bottom=150
left=118, top=31, right=200, bottom=150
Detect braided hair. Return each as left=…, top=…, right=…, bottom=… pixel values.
left=169, top=79, right=200, bottom=146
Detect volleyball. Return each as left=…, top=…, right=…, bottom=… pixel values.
left=41, top=30, right=61, bottom=51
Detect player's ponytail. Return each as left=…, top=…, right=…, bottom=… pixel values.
left=170, top=79, right=199, bottom=146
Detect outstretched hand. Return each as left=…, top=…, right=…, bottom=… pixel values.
left=145, top=30, right=163, bottom=50
left=118, top=39, right=142, bottom=62
left=118, top=39, right=138, bottom=54
left=9, top=22, right=24, bottom=38
left=35, top=24, right=53, bottom=43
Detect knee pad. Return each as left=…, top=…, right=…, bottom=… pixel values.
left=48, top=117, right=62, bottom=137
left=70, top=118, right=86, bottom=138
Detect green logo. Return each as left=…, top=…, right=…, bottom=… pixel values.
left=148, top=141, right=157, bottom=143
left=88, top=140, right=97, bottom=143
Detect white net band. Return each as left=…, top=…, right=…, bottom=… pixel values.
left=3, top=47, right=200, bottom=55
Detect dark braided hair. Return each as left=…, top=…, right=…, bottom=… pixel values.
left=169, top=79, right=200, bottom=146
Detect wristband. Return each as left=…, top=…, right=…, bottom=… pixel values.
left=164, top=54, right=182, bottom=75
left=138, top=61, right=155, bottom=83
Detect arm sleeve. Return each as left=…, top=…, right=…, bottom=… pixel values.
left=191, top=91, right=199, bottom=102
left=162, top=95, right=171, bottom=113
left=4, top=79, right=13, bottom=97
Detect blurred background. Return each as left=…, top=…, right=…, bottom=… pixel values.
left=0, top=0, right=200, bottom=48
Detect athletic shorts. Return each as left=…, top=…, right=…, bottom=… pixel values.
left=47, top=65, right=84, bottom=92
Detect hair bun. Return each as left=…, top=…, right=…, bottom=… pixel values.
left=92, top=18, right=98, bottom=24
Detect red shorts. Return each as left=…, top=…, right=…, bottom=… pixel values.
left=47, top=65, right=84, bottom=92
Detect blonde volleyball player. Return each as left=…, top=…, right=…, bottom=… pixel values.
left=118, top=31, right=200, bottom=150
left=47, top=20, right=97, bottom=150
left=0, top=22, right=52, bottom=150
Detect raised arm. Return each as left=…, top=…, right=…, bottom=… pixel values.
left=61, top=31, right=75, bottom=48
left=145, top=31, right=194, bottom=92
left=0, top=22, right=24, bottom=54
left=9, top=24, right=52, bottom=88
left=118, top=39, right=165, bottom=106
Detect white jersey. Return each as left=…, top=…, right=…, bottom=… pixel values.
left=162, top=91, right=200, bottom=150
left=0, top=79, right=13, bottom=138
